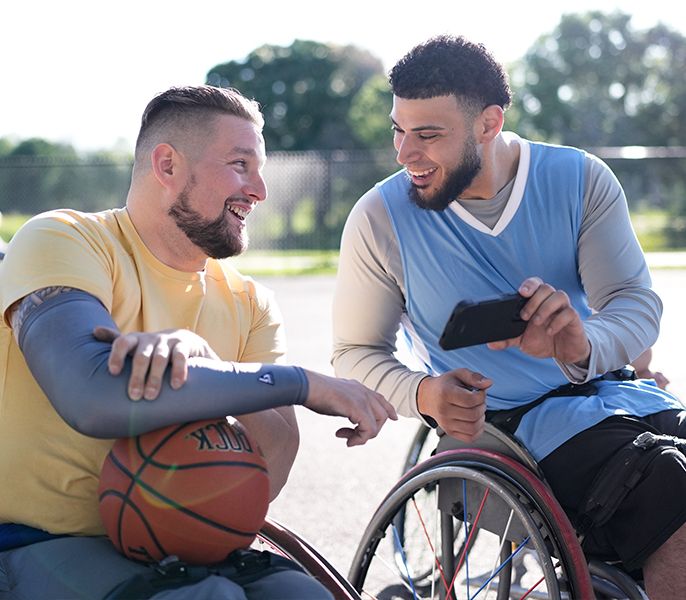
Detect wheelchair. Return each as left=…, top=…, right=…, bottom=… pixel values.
left=348, top=422, right=648, bottom=600
left=256, top=517, right=361, bottom=600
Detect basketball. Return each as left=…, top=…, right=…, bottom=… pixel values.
left=98, top=417, right=269, bottom=565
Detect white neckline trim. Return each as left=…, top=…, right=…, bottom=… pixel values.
left=448, top=135, right=530, bottom=236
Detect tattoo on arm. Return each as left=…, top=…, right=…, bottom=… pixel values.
left=9, top=287, right=78, bottom=343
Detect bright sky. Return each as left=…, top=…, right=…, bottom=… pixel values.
left=2, top=0, right=684, bottom=153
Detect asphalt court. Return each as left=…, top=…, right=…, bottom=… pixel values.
left=262, top=268, right=686, bottom=576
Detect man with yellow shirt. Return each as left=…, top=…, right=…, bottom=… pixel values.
left=0, top=85, right=396, bottom=599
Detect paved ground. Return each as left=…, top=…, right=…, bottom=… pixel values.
left=261, top=270, right=686, bottom=578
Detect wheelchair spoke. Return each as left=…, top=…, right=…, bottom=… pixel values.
left=470, top=537, right=530, bottom=599
left=410, top=496, right=451, bottom=593
left=519, top=574, right=546, bottom=600
left=392, top=524, right=420, bottom=600
left=350, top=455, right=597, bottom=599
left=367, top=541, right=422, bottom=599
left=483, top=512, right=515, bottom=598
left=447, top=484, right=489, bottom=599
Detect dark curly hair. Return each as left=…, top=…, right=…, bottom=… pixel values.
left=389, top=35, right=512, bottom=112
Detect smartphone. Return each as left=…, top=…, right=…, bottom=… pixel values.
left=439, top=293, right=528, bottom=350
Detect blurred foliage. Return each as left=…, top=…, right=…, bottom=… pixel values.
left=0, top=212, right=30, bottom=241
left=505, top=11, right=686, bottom=246
left=2, top=13, right=686, bottom=249
left=508, top=11, right=686, bottom=147
left=207, top=39, right=384, bottom=151
left=0, top=138, right=132, bottom=215
left=348, top=74, right=394, bottom=148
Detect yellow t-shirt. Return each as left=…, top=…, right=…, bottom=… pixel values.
left=0, top=208, right=285, bottom=535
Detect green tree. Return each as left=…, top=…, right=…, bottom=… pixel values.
left=206, top=40, right=384, bottom=151
left=510, top=11, right=686, bottom=147
left=509, top=11, right=686, bottom=246
left=0, top=138, right=14, bottom=157
left=349, top=74, right=394, bottom=149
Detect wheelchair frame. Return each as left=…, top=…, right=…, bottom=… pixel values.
left=257, top=517, right=362, bottom=600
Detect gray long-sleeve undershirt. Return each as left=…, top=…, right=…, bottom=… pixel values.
left=331, top=150, right=662, bottom=421
left=19, top=290, right=308, bottom=438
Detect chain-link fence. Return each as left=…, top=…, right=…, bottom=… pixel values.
left=0, top=149, right=684, bottom=250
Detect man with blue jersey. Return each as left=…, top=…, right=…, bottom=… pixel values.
left=332, top=35, right=685, bottom=599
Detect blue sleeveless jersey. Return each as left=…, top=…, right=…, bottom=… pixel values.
left=379, top=140, right=681, bottom=459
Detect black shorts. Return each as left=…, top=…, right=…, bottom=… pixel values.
left=539, top=409, right=686, bottom=572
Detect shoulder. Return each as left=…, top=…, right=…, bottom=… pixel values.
left=347, top=185, right=387, bottom=226
left=344, top=180, right=402, bottom=240
left=519, top=140, right=618, bottom=197
left=524, top=137, right=586, bottom=169
left=10, top=208, right=121, bottom=251
left=7, top=208, right=124, bottom=268
left=581, top=152, right=625, bottom=216
left=0, top=209, right=122, bottom=317
left=583, top=152, right=621, bottom=189
left=341, top=184, right=402, bottom=267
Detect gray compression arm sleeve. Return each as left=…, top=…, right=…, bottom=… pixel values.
left=18, top=290, right=308, bottom=438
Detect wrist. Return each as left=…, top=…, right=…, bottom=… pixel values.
left=572, top=339, right=592, bottom=369
left=416, top=376, right=437, bottom=427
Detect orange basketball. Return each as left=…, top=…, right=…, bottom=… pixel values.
left=98, top=418, right=269, bottom=565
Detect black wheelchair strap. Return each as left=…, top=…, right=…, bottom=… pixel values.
left=102, top=549, right=305, bottom=599
left=485, top=367, right=637, bottom=436
left=576, top=431, right=686, bottom=535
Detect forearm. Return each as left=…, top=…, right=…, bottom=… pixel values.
left=558, top=288, right=662, bottom=381
left=332, top=345, right=427, bottom=420
left=19, top=291, right=308, bottom=438
left=236, top=407, right=299, bottom=501
left=560, top=156, right=662, bottom=381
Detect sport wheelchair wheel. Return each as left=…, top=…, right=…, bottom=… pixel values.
left=349, top=449, right=594, bottom=599
left=256, top=518, right=361, bottom=600
left=395, top=425, right=475, bottom=591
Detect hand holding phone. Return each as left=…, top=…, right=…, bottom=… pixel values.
left=439, top=293, right=527, bottom=350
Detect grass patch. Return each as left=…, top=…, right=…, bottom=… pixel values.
left=0, top=212, right=31, bottom=241
left=1, top=210, right=683, bottom=274
left=631, top=209, right=671, bottom=251
left=231, top=250, right=339, bottom=276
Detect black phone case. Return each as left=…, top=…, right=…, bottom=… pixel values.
left=439, top=293, right=527, bottom=350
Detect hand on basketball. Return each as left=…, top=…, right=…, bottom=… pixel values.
left=93, top=327, right=220, bottom=401
left=487, top=277, right=591, bottom=365
left=303, top=371, right=398, bottom=447
left=417, top=369, right=491, bottom=442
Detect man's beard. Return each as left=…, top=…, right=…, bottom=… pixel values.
left=168, top=180, right=247, bottom=259
left=409, top=137, right=481, bottom=211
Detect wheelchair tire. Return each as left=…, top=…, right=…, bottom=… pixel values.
left=349, top=448, right=594, bottom=599
left=257, top=518, right=361, bottom=600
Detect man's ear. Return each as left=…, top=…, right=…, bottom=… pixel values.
left=475, top=105, right=504, bottom=143
left=150, top=143, right=181, bottom=189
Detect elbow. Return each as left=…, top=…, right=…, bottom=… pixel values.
left=56, top=403, right=116, bottom=439
left=330, top=342, right=351, bottom=377
left=46, top=381, right=125, bottom=438
left=268, top=424, right=299, bottom=502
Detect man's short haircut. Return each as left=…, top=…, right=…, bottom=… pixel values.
left=389, top=35, right=512, bottom=113
left=134, top=85, right=264, bottom=163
